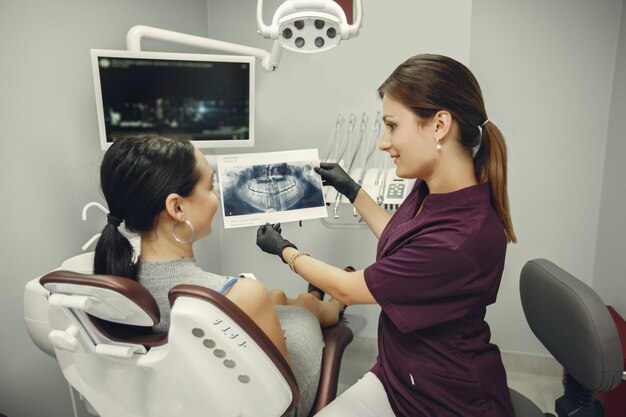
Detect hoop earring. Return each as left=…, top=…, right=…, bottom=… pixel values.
left=173, top=219, right=195, bottom=244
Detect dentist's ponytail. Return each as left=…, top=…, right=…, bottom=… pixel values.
left=93, top=135, right=200, bottom=279
left=378, top=54, right=516, bottom=243
left=473, top=121, right=517, bottom=243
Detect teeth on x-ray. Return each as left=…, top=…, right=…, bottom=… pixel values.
left=235, top=163, right=306, bottom=211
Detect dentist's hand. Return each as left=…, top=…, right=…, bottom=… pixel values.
left=256, top=223, right=297, bottom=260
left=314, top=162, right=361, bottom=203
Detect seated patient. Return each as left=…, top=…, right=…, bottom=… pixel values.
left=93, top=134, right=345, bottom=416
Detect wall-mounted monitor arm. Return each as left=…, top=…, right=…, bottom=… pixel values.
left=126, top=25, right=283, bottom=72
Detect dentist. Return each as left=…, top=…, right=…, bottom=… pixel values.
left=256, top=54, right=516, bottom=416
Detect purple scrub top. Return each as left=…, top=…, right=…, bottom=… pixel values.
left=364, top=180, right=514, bottom=417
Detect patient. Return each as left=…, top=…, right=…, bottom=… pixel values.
left=93, top=134, right=345, bottom=416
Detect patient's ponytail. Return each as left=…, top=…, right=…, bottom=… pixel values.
left=378, top=54, right=517, bottom=243
left=94, top=222, right=136, bottom=278
left=93, top=134, right=200, bottom=279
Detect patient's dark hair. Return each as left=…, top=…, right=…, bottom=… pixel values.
left=94, top=135, right=200, bottom=279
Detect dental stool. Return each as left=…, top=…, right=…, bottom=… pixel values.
left=24, top=266, right=356, bottom=417
left=510, top=259, right=624, bottom=417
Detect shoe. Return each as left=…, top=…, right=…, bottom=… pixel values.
left=339, top=303, right=348, bottom=320
left=307, top=283, right=325, bottom=300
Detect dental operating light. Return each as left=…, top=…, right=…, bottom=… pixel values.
left=125, top=1, right=362, bottom=72
left=257, top=0, right=363, bottom=53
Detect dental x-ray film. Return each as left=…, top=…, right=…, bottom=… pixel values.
left=217, top=149, right=327, bottom=229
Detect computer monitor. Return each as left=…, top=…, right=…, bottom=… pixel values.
left=90, top=49, right=255, bottom=150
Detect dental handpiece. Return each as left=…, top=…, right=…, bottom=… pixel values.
left=349, top=114, right=371, bottom=216
left=353, top=113, right=381, bottom=217
left=331, top=114, right=357, bottom=218
left=322, top=114, right=344, bottom=164
left=376, top=157, right=389, bottom=206
left=334, top=113, right=357, bottom=164
left=322, top=114, right=348, bottom=205
left=335, top=113, right=367, bottom=218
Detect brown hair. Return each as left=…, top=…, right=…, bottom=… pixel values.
left=378, top=54, right=516, bottom=243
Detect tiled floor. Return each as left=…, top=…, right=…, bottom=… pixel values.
left=337, top=337, right=563, bottom=416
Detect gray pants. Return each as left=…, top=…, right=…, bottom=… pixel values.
left=275, top=305, right=324, bottom=417
left=314, top=372, right=396, bottom=417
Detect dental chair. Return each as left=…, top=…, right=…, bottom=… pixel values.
left=509, top=258, right=624, bottom=417
left=24, top=253, right=359, bottom=417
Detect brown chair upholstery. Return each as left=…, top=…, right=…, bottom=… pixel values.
left=309, top=322, right=354, bottom=416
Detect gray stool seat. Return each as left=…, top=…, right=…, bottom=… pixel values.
left=510, top=258, right=624, bottom=417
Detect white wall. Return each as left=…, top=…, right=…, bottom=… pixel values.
left=0, top=1, right=211, bottom=416
left=206, top=0, right=472, bottom=339
left=594, top=2, right=626, bottom=318
left=470, top=0, right=623, bottom=354
left=2, top=1, right=625, bottom=415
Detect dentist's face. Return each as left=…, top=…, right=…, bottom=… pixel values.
left=379, top=95, right=438, bottom=179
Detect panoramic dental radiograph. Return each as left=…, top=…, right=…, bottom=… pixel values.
left=222, top=161, right=324, bottom=216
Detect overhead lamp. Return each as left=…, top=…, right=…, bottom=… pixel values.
left=257, top=0, right=363, bottom=53
left=125, top=0, right=363, bottom=71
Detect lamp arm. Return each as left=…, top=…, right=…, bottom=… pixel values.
left=349, top=0, right=363, bottom=37
left=268, top=39, right=284, bottom=70
left=256, top=0, right=272, bottom=38
left=126, top=25, right=279, bottom=72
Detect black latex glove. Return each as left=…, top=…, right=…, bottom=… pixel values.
left=314, top=162, right=361, bottom=203
left=256, top=223, right=297, bottom=260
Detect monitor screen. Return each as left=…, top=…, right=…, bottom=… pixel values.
left=91, top=49, right=254, bottom=150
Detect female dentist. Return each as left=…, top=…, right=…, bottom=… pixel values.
left=256, top=54, right=517, bottom=417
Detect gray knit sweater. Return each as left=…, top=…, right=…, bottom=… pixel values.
left=136, top=258, right=323, bottom=417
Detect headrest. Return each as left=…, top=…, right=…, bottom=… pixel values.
left=520, top=259, right=623, bottom=392
left=40, top=270, right=160, bottom=327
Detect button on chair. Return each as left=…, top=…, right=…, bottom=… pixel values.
left=24, top=262, right=356, bottom=417
left=510, top=259, right=624, bottom=417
